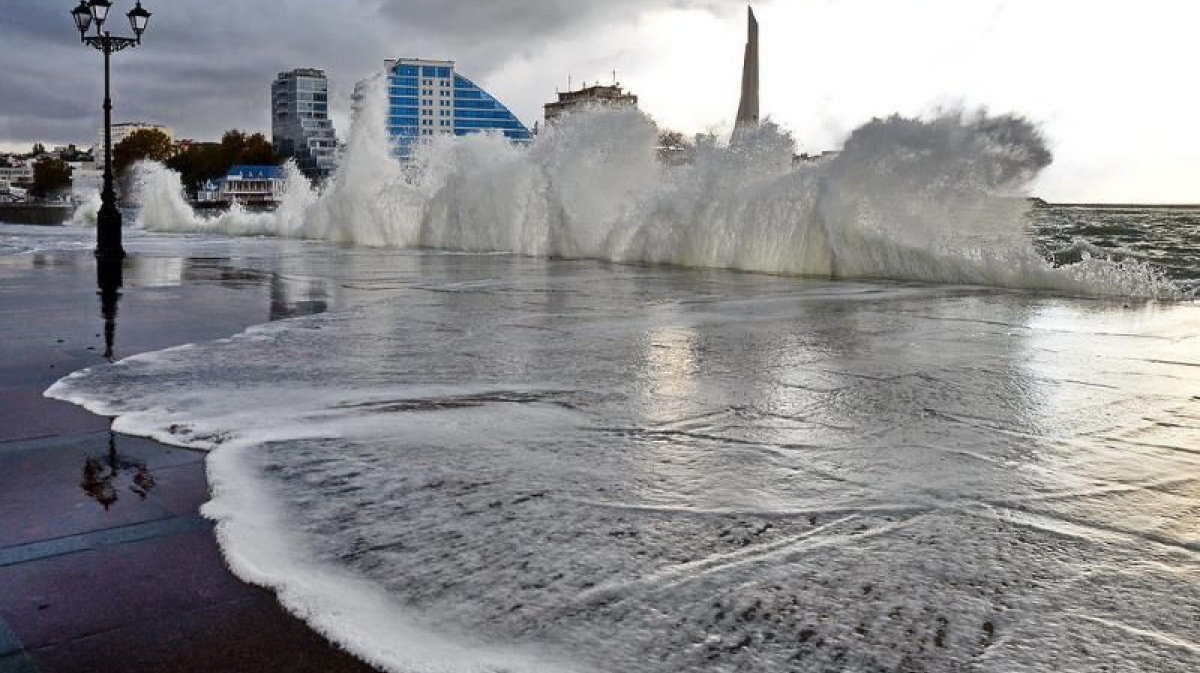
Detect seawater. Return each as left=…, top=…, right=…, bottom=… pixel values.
left=42, top=247, right=1200, bottom=673
left=1033, top=205, right=1200, bottom=293
left=36, top=77, right=1200, bottom=672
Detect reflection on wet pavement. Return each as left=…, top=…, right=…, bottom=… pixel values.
left=80, top=432, right=156, bottom=510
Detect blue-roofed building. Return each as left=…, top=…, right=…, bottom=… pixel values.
left=220, top=165, right=288, bottom=205
left=384, top=57, right=532, bottom=158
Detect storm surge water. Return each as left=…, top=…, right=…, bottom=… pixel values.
left=36, top=77, right=1200, bottom=673
left=46, top=249, right=1200, bottom=673
left=132, top=78, right=1176, bottom=298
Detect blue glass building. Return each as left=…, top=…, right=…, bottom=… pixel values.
left=384, top=58, right=532, bottom=158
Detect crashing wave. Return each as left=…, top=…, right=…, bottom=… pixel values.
left=131, top=77, right=1177, bottom=298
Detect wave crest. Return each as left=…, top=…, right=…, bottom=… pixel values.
left=133, top=79, right=1176, bottom=298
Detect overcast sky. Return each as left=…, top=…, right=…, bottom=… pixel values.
left=2, top=0, right=1197, bottom=203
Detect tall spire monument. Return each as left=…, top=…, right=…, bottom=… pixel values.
left=735, top=6, right=760, bottom=128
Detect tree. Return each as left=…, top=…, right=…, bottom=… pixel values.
left=31, top=142, right=46, bottom=156
left=166, top=142, right=226, bottom=192
left=657, top=130, right=689, bottom=150
left=167, top=129, right=281, bottom=195
left=657, top=129, right=695, bottom=166
left=113, top=129, right=175, bottom=177
left=240, top=133, right=278, bottom=166
left=30, top=157, right=72, bottom=200
left=219, top=129, right=279, bottom=167
left=220, top=129, right=248, bottom=166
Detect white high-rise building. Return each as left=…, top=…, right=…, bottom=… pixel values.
left=272, top=68, right=338, bottom=180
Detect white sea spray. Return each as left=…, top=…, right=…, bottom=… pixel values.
left=131, top=77, right=1176, bottom=298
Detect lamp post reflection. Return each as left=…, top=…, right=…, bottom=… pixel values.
left=97, top=256, right=122, bottom=361
left=83, top=258, right=154, bottom=510
left=81, top=431, right=156, bottom=510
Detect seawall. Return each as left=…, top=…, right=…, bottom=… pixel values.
left=0, top=204, right=73, bottom=226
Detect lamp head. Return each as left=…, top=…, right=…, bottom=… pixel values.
left=127, top=1, right=150, bottom=40
left=88, top=0, right=112, bottom=28
left=71, top=1, right=94, bottom=38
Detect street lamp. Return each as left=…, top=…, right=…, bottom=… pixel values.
left=70, top=0, right=152, bottom=262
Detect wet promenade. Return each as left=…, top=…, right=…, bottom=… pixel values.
left=0, top=244, right=377, bottom=673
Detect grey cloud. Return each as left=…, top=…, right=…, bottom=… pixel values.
left=1, top=0, right=384, bottom=144
left=377, top=0, right=737, bottom=40
left=0, top=0, right=749, bottom=147
left=374, top=0, right=743, bottom=71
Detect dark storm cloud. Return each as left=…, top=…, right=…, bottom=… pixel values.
left=0, top=0, right=743, bottom=147
left=376, top=0, right=732, bottom=41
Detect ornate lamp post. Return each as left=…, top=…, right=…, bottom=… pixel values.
left=71, top=0, right=152, bottom=261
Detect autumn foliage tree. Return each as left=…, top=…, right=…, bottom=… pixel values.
left=113, top=128, right=175, bottom=177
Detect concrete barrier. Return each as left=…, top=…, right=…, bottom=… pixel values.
left=0, top=204, right=74, bottom=226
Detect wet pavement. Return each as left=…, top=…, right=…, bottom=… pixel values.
left=0, top=244, right=378, bottom=672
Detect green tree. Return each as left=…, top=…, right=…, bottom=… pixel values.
left=219, top=129, right=248, bottom=167
left=219, top=129, right=279, bottom=167
left=113, top=128, right=175, bottom=177
left=31, top=142, right=46, bottom=156
left=166, top=142, right=225, bottom=192
left=240, top=133, right=278, bottom=166
left=30, top=156, right=72, bottom=199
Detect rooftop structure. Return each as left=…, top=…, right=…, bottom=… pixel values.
left=544, top=82, right=639, bottom=125
left=272, top=68, right=338, bottom=180
left=385, top=57, right=532, bottom=159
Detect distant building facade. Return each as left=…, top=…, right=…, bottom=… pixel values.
left=543, top=83, right=638, bottom=125
left=195, top=178, right=223, bottom=204
left=272, top=68, right=338, bottom=180
left=384, top=58, right=532, bottom=158
left=95, top=122, right=174, bottom=166
left=70, top=164, right=102, bottom=201
left=219, top=165, right=287, bottom=205
left=0, top=164, right=34, bottom=191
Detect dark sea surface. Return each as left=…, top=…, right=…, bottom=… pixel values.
left=1032, top=204, right=1200, bottom=294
